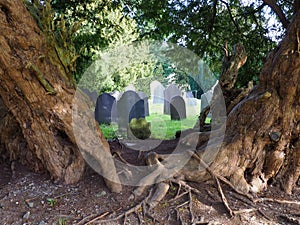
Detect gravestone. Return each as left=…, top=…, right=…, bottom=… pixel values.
left=130, top=98, right=145, bottom=120
left=138, top=91, right=149, bottom=116
left=95, top=93, right=117, bottom=124
left=192, top=90, right=198, bottom=98
left=116, top=92, right=124, bottom=101
left=170, top=96, right=186, bottom=120
left=164, top=84, right=181, bottom=114
left=200, top=81, right=218, bottom=111
left=200, top=91, right=213, bottom=112
left=110, top=90, right=121, bottom=100
left=117, top=90, right=145, bottom=134
left=185, top=91, right=197, bottom=106
left=196, top=59, right=218, bottom=92
left=150, top=81, right=165, bottom=104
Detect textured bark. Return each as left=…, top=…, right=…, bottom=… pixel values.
left=148, top=13, right=300, bottom=195
left=197, top=43, right=251, bottom=131
left=0, top=0, right=121, bottom=192
left=181, top=12, right=300, bottom=194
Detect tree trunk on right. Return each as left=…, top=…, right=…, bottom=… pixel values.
left=177, top=12, right=300, bottom=195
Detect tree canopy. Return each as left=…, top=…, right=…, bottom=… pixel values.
left=25, top=0, right=298, bottom=93
left=121, top=0, right=278, bottom=86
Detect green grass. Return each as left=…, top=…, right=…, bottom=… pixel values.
left=100, top=123, right=118, bottom=140
left=146, top=113, right=198, bottom=139
left=100, top=113, right=200, bottom=140
left=100, top=99, right=212, bottom=140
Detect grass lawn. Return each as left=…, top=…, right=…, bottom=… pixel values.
left=145, top=113, right=198, bottom=139
left=100, top=114, right=200, bottom=140
left=100, top=99, right=211, bottom=140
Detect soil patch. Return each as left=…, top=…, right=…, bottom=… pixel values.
left=0, top=139, right=299, bottom=224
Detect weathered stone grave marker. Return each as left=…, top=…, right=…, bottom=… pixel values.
left=150, top=80, right=165, bottom=104
left=164, top=84, right=181, bottom=114
left=170, top=96, right=186, bottom=120
left=185, top=91, right=197, bottom=106
left=95, top=93, right=117, bottom=124
left=117, top=90, right=145, bottom=135
left=138, top=91, right=149, bottom=116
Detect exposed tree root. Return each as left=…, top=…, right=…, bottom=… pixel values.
left=148, top=182, right=170, bottom=208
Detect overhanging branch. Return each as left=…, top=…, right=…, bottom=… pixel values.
left=220, top=0, right=241, bottom=33
left=263, top=0, right=290, bottom=29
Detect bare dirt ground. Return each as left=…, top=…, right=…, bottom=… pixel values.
left=0, top=139, right=300, bottom=225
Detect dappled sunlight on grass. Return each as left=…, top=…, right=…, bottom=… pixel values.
left=146, top=113, right=198, bottom=139
left=100, top=98, right=205, bottom=140
left=100, top=113, right=199, bottom=140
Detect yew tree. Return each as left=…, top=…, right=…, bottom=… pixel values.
left=0, top=0, right=121, bottom=192
left=0, top=0, right=299, bottom=198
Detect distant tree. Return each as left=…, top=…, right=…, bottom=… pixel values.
left=50, top=1, right=140, bottom=83
left=121, top=0, right=278, bottom=87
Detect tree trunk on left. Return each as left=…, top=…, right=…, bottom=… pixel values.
left=0, top=0, right=121, bottom=192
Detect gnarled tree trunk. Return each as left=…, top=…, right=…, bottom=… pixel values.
left=212, top=11, right=300, bottom=194
left=139, top=12, right=300, bottom=199
left=179, top=11, right=300, bottom=195
left=0, top=0, right=121, bottom=192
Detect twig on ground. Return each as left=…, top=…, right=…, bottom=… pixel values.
left=233, top=208, right=257, bottom=215
left=205, top=188, right=218, bottom=201
left=75, top=214, right=97, bottom=225
left=188, top=188, right=195, bottom=223
left=175, top=181, right=182, bottom=198
left=253, top=197, right=300, bottom=205
left=175, top=200, right=189, bottom=209
left=80, top=212, right=109, bottom=225
left=86, top=189, right=153, bottom=224
left=230, top=192, right=255, bottom=207
left=113, top=151, right=130, bottom=165
left=215, top=175, right=253, bottom=201
left=172, top=180, right=198, bottom=194
left=167, top=210, right=172, bottom=221
left=136, top=208, right=143, bottom=224
left=169, top=190, right=189, bottom=203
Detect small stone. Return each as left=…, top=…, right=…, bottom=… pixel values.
left=38, top=221, right=46, bottom=225
left=23, top=211, right=30, bottom=219
left=95, top=191, right=106, bottom=197
left=26, top=201, right=34, bottom=208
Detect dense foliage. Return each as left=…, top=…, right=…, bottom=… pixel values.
left=121, top=0, right=281, bottom=87
left=27, top=0, right=295, bottom=94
